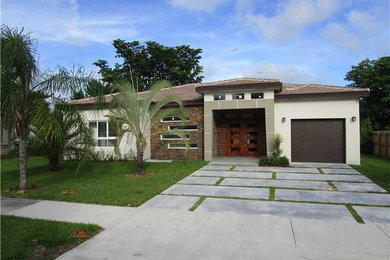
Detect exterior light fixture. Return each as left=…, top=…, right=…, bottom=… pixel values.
left=351, top=116, right=357, bottom=122
left=282, top=117, right=286, bottom=123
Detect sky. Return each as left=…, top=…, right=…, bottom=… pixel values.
left=2, top=0, right=389, bottom=86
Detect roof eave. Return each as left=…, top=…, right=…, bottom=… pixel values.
left=274, top=90, right=370, bottom=100
left=195, top=82, right=282, bottom=94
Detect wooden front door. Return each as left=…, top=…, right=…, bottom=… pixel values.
left=226, top=120, right=260, bottom=157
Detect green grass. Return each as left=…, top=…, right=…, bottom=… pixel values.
left=345, top=205, right=364, bottom=224
left=1, top=157, right=207, bottom=206
left=215, top=177, right=225, bottom=185
left=269, top=187, right=275, bottom=200
left=189, top=196, right=206, bottom=211
left=351, top=154, right=390, bottom=192
left=1, top=215, right=102, bottom=260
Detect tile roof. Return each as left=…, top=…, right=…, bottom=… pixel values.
left=68, top=77, right=369, bottom=105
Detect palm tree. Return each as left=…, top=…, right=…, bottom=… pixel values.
left=108, top=81, right=188, bottom=175
left=1, top=26, right=89, bottom=190
left=30, top=100, right=95, bottom=172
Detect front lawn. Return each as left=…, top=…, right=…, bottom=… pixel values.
left=351, top=154, right=390, bottom=192
left=1, top=157, right=206, bottom=206
left=1, top=215, right=101, bottom=260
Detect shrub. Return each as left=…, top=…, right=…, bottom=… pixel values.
left=272, top=134, right=283, bottom=158
left=259, top=156, right=290, bottom=167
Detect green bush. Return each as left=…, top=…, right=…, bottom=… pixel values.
left=259, top=156, right=289, bottom=167
left=272, top=134, right=283, bottom=158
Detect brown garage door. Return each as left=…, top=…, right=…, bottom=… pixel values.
left=291, top=119, right=345, bottom=163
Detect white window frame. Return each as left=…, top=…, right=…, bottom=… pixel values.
left=160, top=134, right=190, bottom=140
left=168, top=125, right=198, bottom=131
left=89, top=121, right=117, bottom=147
left=168, top=143, right=198, bottom=149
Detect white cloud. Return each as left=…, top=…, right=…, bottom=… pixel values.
left=242, top=0, right=340, bottom=44
left=2, top=0, right=140, bottom=46
left=322, top=9, right=389, bottom=54
left=168, top=0, right=230, bottom=13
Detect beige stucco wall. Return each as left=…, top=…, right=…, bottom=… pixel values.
left=80, top=109, right=151, bottom=160
left=274, top=98, right=361, bottom=165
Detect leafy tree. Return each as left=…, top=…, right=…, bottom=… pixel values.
left=71, top=79, right=113, bottom=99
left=94, top=40, right=203, bottom=91
left=1, top=26, right=89, bottom=190
left=345, top=56, right=390, bottom=130
left=360, top=117, right=374, bottom=153
left=108, top=81, right=188, bottom=175
left=30, top=100, right=95, bottom=171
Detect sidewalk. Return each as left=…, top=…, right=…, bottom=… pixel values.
left=2, top=197, right=390, bottom=259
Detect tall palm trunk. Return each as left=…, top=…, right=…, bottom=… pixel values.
left=7, top=125, right=15, bottom=151
left=19, top=123, right=28, bottom=190
left=136, top=141, right=144, bottom=176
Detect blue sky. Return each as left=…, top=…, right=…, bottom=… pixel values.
left=2, top=0, right=389, bottom=85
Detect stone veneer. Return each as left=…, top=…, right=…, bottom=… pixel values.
left=151, top=106, right=204, bottom=160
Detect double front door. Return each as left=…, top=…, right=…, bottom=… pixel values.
left=226, top=120, right=260, bottom=157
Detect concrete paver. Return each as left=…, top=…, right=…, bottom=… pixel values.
left=209, top=157, right=259, bottom=166
left=220, top=178, right=333, bottom=190
left=139, top=195, right=200, bottom=210
left=277, top=173, right=372, bottom=182
left=196, top=197, right=355, bottom=221
left=291, top=162, right=351, bottom=169
left=178, top=176, right=220, bottom=185
left=354, top=206, right=390, bottom=224
left=276, top=189, right=390, bottom=205
left=334, top=182, right=387, bottom=193
left=322, top=168, right=361, bottom=175
left=199, top=165, right=232, bottom=171
left=234, top=166, right=320, bottom=173
left=191, top=170, right=272, bottom=179
left=162, top=184, right=269, bottom=199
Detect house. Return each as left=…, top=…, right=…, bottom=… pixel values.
left=69, top=78, right=369, bottom=165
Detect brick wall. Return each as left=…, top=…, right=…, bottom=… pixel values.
left=151, top=106, right=204, bottom=160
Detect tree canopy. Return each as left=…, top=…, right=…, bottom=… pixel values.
left=94, top=40, right=203, bottom=92
left=345, top=56, right=390, bottom=130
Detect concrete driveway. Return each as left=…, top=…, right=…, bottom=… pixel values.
left=2, top=159, right=390, bottom=259
left=141, top=159, right=390, bottom=224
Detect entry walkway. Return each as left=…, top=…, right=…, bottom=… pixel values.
left=142, top=160, right=390, bottom=224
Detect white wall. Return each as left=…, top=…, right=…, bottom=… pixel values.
left=274, top=98, right=361, bottom=165
left=80, top=109, right=151, bottom=160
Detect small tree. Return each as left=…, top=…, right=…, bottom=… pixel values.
left=30, top=100, right=95, bottom=171
left=272, top=134, right=283, bottom=158
left=108, top=80, right=188, bottom=175
left=360, top=117, right=374, bottom=154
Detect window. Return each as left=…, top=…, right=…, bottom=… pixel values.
left=161, top=134, right=190, bottom=140
left=168, top=143, right=198, bottom=149
left=168, top=125, right=198, bottom=131
left=89, top=121, right=117, bottom=147
left=161, top=116, right=189, bottom=122
left=214, top=94, right=225, bottom=101
left=251, top=93, right=264, bottom=99
left=233, top=93, right=244, bottom=100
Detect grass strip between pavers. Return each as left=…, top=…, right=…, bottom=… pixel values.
left=230, top=165, right=236, bottom=171
left=189, top=196, right=207, bottom=211
left=272, top=172, right=276, bottom=179
left=318, top=168, right=325, bottom=174
left=346, top=204, right=365, bottom=223
left=215, top=177, right=225, bottom=186
left=270, top=188, right=275, bottom=200
left=327, top=181, right=338, bottom=191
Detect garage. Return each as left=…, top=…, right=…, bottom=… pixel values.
left=291, top=119, right=346, bottom=163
